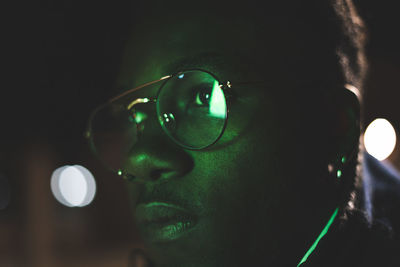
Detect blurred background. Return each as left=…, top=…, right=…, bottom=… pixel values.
left=1, top=0, right=399, bottom=266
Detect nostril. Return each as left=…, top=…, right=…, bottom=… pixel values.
left=149, top=168, right=172, bottom=181
left=123, top=143, right=194, bottom=183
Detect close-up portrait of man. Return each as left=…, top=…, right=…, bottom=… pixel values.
left=82, top=0, right=400, bottom=266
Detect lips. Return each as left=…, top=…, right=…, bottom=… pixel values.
left=135, top=202, right=198, bottom=243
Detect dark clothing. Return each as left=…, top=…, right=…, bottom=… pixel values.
left=306, top=152, right=400, bottom=267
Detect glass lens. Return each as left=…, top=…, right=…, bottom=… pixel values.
left=87, top=70, right=228, bottom=173
left=88, top=101, right=140, bottom=173
left=157, top=70, right=227, bottom=149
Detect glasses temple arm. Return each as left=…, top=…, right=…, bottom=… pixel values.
left=109, top=75, right=171, bottom=103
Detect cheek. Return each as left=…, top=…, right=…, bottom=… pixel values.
left=125, top=181, right=142, bottom=209
left=187, top=137, right=294, bottom=262
left=191, top=110, right=289, bottom=219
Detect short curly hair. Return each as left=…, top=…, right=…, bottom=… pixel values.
left=333, top=0, right=368, bottom=92
left=130, top=0, right=367, bottom=90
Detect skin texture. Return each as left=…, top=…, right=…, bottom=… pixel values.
left=115, top=9, right=360, bottom=267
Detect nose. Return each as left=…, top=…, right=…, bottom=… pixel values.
left=124, top=138, right=194, bottom=183
left=123, top=103, right=194, bottom=183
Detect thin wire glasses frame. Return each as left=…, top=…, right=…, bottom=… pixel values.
left=85, top=68, right=238, bottom=149
left=85, top=68, right=360, bottom=178
left=85, top=69, right=265, bottom=176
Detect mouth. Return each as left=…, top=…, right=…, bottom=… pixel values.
left=135, top=202, right=198, bottom=243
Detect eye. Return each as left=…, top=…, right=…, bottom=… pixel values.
left=128, top=109, right=147, bottom=124
left=193, top=86, right=212, bottom=107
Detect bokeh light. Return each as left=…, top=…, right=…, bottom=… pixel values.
left=74, top=165, right=97, bottom=207
left=51, top=165, right=96, bottom=207
left=364, top=118, right=397, bottom=161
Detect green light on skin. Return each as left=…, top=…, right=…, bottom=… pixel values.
left=133, top=111, right=148, bottom=124
left=209, top=80, right=227, bottom=118
left=297, top=207, right=339, bottom=267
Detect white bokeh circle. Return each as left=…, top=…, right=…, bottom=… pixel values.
left=364, top=118, right=397, bottom=161
left=51, top=165, right=96, bottom=207
left=74, top=165, right=96, bottom=207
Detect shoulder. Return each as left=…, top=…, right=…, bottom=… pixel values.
left=351, top=152, right=400, bottom=266
left=363, top=151, right=400, bottom=237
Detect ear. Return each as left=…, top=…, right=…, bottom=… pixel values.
left=324, top=86, right=361, bottom=162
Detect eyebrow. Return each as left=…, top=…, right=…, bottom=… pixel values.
left=164, top=52, right=227, bottom=75
left=115, top=52, right=228, bottom=95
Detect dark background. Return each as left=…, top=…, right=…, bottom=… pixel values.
left=1, top=1, right=400, bottom=266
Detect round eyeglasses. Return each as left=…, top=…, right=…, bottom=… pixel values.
left=85, top=69, right=232, bottom=177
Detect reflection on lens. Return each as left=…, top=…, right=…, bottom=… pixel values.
left=161, top=113, right=177, bottom=133
left=157, top=70, right=227, bottom=149
left=209, top=80, right=227, bottom=118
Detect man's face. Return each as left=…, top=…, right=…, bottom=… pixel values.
left=118, top=12, right=337, bottom=267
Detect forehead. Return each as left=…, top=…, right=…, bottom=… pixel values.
left=116, top=11, right=332, bottom=90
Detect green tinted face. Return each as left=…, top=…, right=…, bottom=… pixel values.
left=117, top=11, right=339, bottom=267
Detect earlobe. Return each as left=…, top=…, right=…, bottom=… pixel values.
left=324, top=87, right=361, bottom=203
